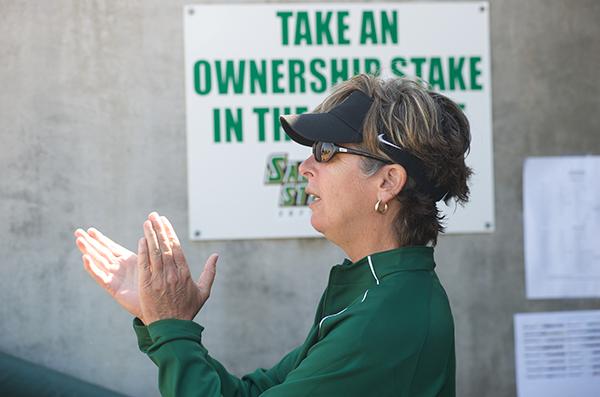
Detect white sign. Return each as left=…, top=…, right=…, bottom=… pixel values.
left=514, top=311, right=600, bottom=397
left=524, top=156, right=600, bottom=299
left=183, top=2, right=495, bottom=240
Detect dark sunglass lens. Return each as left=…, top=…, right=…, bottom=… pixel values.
left=312, top=143, right=320, bottom=162
left=320, top=142, right=335, bottom=162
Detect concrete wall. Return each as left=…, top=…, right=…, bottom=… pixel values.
left=1, top=1, right=599, bottom=396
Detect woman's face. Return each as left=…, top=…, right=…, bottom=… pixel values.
left=299, top=148, right=377, bottom=243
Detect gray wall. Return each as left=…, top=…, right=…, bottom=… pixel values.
left=1, top=1, right=599, bottom=396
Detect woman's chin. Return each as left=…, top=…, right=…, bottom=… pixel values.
left=309, top=214, right=325, bottom=234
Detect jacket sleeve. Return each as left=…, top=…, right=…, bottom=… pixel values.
left=133, top=318, right=302, bottom=397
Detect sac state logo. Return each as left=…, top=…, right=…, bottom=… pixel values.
left=264, top=153, right=312, bottom=207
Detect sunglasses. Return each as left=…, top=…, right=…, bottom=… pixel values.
left=312, top=141, right=392, bottom=164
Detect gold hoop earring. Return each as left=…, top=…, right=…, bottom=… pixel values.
left=375, top=200, right=388, bottom=214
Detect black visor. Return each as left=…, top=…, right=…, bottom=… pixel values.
left=279, top=90, right=373, bottom=146
left=279, top=90, right=449, bottom=202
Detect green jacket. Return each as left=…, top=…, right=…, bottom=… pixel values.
left=134, top=246, right=455, bottom=396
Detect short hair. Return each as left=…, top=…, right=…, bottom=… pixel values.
left=313, top=74, right=473, bottom=246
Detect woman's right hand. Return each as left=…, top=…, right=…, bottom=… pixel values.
left=74, top=228, right=142, bottom=320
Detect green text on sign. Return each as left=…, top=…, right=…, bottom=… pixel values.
left=276, top=10, right=398, bottom=46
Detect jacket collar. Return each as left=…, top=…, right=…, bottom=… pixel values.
left=330, top=246, right=436, bottom=286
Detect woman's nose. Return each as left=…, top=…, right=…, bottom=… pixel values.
left=299, top=154, right=316, bottom=178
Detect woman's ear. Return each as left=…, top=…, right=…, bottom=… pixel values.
left=378, top=164, right=407, bottom=202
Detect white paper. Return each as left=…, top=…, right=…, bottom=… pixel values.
left=524, top=156, right=600, bottom=299
left=514, top=311, right=600, bottom=397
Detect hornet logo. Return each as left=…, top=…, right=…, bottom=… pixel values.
left=264, top=153, right=316, bottom=207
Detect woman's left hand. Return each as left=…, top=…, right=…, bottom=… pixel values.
left=137, top=212, right=219, bottom=325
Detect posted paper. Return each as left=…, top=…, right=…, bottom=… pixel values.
left=514, top=310, right=600, bottom=397
left=524, top=156, right=600, bottom=299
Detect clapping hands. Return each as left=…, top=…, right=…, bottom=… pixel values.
left=75, top=212, right=219, bottom=325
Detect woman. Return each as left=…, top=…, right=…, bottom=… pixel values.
left=75, top=73, right=472, bottom=396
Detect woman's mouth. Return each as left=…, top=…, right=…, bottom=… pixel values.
left=307, top=194, right=321, bottom=206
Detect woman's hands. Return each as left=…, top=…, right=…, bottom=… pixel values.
left=75, top=227, right=142, bottom=319
left=75, top=212, right=218, bottom=325
left=137, top=213, right=218, bottom=324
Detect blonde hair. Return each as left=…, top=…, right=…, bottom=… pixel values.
left=314, top=74, right=472, bottom=246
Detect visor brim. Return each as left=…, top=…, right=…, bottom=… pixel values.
left=279, top=113, right=363, bottom=147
